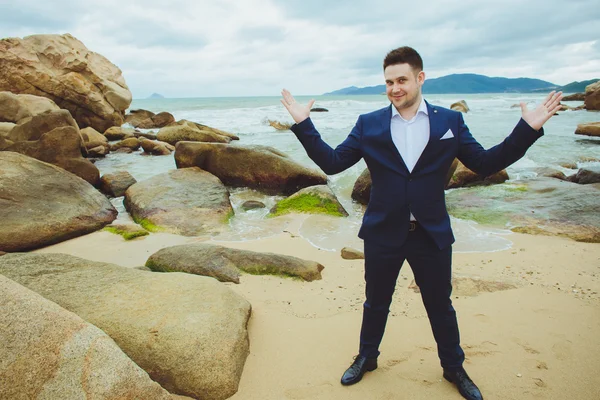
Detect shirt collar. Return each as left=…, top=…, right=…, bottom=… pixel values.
left=391, top=97, right=428, bottom=121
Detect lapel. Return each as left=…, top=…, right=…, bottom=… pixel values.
left=381, top=105, right=410, bottom=176
left=411, top=100, right=446, bottom=174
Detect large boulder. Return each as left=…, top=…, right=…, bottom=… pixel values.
left=447, top=160, right=509, bottom=189
left=0, top=152, right=117, bottom=252
left=562, top=93, right=586, bottom=101
left=104, top=126, right=136, bottom=141
left=100, top=171, right=137, bottom=197
left=0, top=253, right=251, bottom=400
left=574, top=166, right=600, bottom=184
left=137, top=112, right=176, bottom=129
left=5, top=109, right=99, bottom=184
left=584, top=80, right=600, bottom=110
left=140, top=137, right=173, bottom=155
left=157, top=120, right=237, bottom=145
left=270, top=185, right=348, bottom=217
left=575, top=122, right=600, bottom=137
left=0, top=91, right=60, bottom=123
left=124, top=167, right=233, bottom=236
left=0, top=275, right=176, bottom=400
left=0, top=34, right=132, bottom=132
left=146, top=243, right=325, bottom=283
left=175, top=142, right=328, bottom=195
left=446, top=178, right=600, bottom=243
left=125, top=109, right=155, bottom=126
left=80, top=126, right=109, bottom=152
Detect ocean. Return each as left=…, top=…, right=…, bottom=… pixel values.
left=94, top=93, right=600, bottom=253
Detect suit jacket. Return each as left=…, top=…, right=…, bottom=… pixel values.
left=291, top=101, right=543, bottom=249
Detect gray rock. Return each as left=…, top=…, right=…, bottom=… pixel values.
left=124, top=167, right=233, bottom=236
left=241, top=200, right=266, bottom=210
left=146, top=243, right=324, bottom=283
left=175, top=142, right=328, bottom=195
left=100, top=171, right=137, bottom=197
left=446, top=178, right=600, bottom=243
left=447, top=160, right=509, bottom=189
left=0, top=152, right=117, bottom=252
left=351, top=168, right=371, bottom=205
left=0, top=275, right=176, bottom=400
left=0, top=253, right=251, bottom=400
left=575, top=166, right=600, bottom=184
left=157, top=120, right=236, bottom=145
left=341, top=247, right=365, bottom=260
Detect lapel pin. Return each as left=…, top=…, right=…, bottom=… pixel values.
left=434, top=109, right=438, bottom=113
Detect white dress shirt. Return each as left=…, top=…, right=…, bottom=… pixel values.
left=390, top=98, right=430, bottom=221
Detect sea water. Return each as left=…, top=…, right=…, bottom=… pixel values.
left=95, top=93, right=600, bottom=252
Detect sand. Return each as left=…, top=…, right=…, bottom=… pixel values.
left=32, top=217, right=600, bottom=400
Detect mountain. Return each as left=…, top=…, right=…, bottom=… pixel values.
left=147, top=93, right=165, bottom=99
left=558, top=79, right=599, bottom=93
left=324, top=74, right=558, bottom=95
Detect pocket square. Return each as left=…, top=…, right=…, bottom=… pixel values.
left=440, top=129, right=454, bottom=140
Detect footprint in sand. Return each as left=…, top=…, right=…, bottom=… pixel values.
left=284, top=382, right=334, bottom=399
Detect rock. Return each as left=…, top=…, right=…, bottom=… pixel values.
left=110, top=137, right=141, bottom=151
left=158, top=120, right=237, bottom=145
left=114, top=147, right=133, bottom=154
left=352, top=160, right=459, bottom=205
left=104, top=126, right=136, bottom=141
left=0, top=275, right=176, bottom=400
left=0, top=121, right=15, bottom=136
left=532, top=167, right=567, bottom=181
left=175, top=142, right=328, bottom=195
left=137, top=112, right=176, bottom=129
left=584, top=80, right=600, bottom=111
left=270, top=185, right=348, bottom=217
left=140, top=137, right=172, bottom=155
left=146, top=243, right=324, bottom=283
left=575, top=166, right=600, bottom=184
left=135, top=131, right=158, bottom=140
left=560, top=162, right=578, bottom=169
left=268, top=120, right=292, bottom=130
left=80, top=126, right=109, bottom=151
left=409, top=276, right=518, bottom=296
left=124, top=167, right=233, bottom=236
left=6, top=110, right=99, bottom=184
left=351, top=168, right=371, bottom=205
left=0, top=253, right=251, bottom=400
left=450, top=100, right=469, bottom=113
left=0, top=34, right=131, bottom=132
left=241, top=200, right=266, bottom=210
left=87, top=145, right=108, bottom=157
left=0, top=91, right=60, bottom=123
left=446, top=160, right=509, bottom=189
left=125, top=109, right=155, bottom=126
left=100, top=171, right=137, bottom=197
left=0, top=152, right=116, bottom=252
left=341, top=247, right=364, bottom=260
left=559, top=103, right=574, bottom=111
left=310, top=107, right=329, bottom=112
left=575, top=122, right=600, bottom=137
left=103, top=223, right=149, bottom=240
left=562, top=93, right=585, bottom=101
left=446, top=178, right=600, bottom=243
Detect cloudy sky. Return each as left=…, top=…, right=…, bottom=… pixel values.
left=1, top=0, right=599, bottom=98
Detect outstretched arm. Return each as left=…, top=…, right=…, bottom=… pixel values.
left=281, top=89, right=362, bottom=175
left=458, top=91, right=563, bottom=176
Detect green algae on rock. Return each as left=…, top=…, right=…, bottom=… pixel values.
left=270, top=185, right=348, bottom=217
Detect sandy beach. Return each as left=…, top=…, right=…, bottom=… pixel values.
left=32, top=216, right=600, bottom=400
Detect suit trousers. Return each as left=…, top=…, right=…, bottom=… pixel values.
left=358, top=224, right=465, bottom=370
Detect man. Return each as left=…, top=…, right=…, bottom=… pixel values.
left=280, top=46, right=562, bottom=400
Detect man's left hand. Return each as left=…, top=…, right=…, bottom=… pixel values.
left=520, top=91, right=563, bottom=131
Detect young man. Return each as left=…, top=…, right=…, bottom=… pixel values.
left=280, top=46, right=562, bottom=400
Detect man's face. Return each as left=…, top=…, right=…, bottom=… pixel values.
left=384, top=63, right=425, bottom=112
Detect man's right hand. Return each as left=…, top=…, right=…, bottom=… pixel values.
left=280, top=89, right=315, bottom=124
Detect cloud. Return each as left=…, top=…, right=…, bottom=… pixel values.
left=0, top=0, right=598, bottom=97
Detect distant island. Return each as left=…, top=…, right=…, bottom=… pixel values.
left=147, top=93, right=165, bottom=99
left=324, top=74, right=599, bottom=95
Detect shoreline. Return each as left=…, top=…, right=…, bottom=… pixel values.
left=30, top=215, right=600, bottom=399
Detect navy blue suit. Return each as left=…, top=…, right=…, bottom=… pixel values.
left=291, top=101, right=543, bottom=368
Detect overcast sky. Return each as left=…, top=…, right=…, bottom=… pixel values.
left=1, top=0, right=599, bottom=98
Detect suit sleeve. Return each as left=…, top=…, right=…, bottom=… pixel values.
left=457, top=113, right=544, bottom=177
left=290, top=116, right=363, bottom=175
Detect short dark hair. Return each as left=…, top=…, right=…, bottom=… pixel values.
left=383, top=46, right=423, bottom=72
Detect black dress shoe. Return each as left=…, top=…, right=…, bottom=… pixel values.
left=443, top=367, right=483, bottom=400
left=340, top=355, right=378, bottom=385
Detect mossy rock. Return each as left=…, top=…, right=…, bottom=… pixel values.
left=270, top=185, right=348, bottom=217
left=103, top=224, right=149, bottom=240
